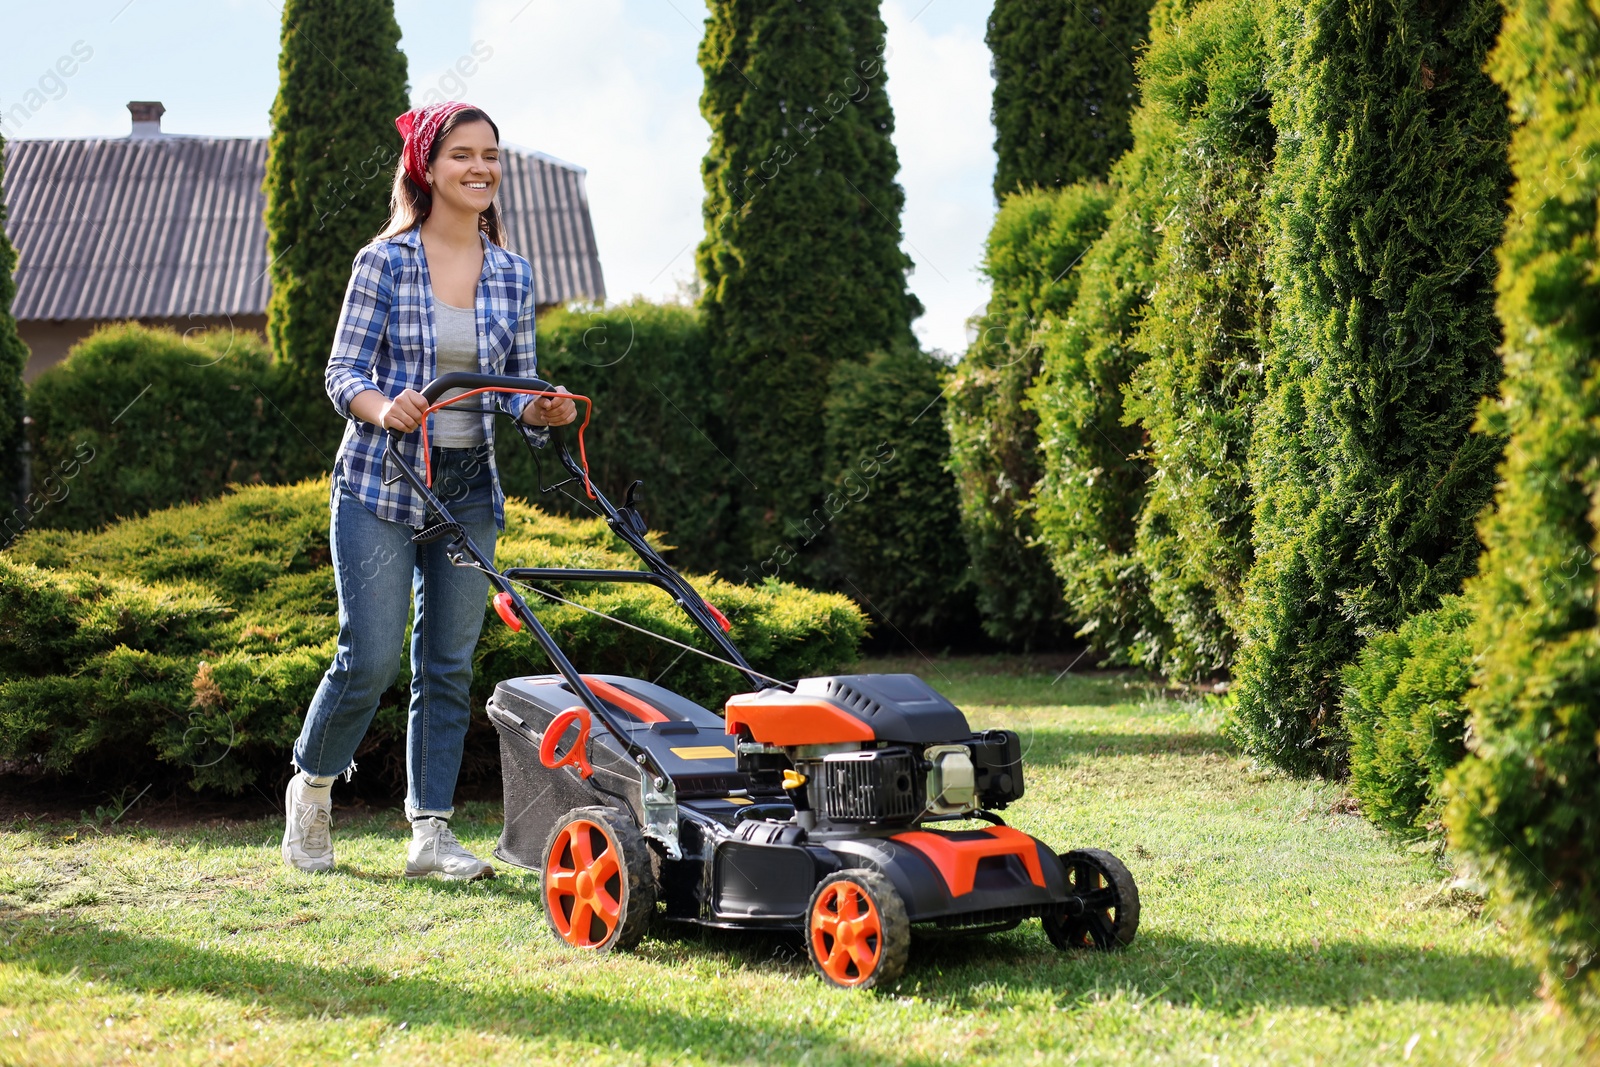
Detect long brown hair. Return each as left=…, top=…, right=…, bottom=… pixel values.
left=376, top=107, right=505, bottom=245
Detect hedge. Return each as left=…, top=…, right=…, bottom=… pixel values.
left=826, top=346, right=973, bottom=644
left=1229, top=0, right=1511, bottom=776
left=1122, top=0, right=1273, bottom=679
left=945, top=185, right=1111, bottom=648
left=1447, top=0, right=1600, bottom=1006
left=0, top=481, right=866, bottom=794
left=1342, top=597, right=1472, bottom=836
left=23, top=323, right=298, bottom=536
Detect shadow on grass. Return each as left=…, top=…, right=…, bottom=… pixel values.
left=927, top=927, right=1539, bottom=1009
left=1, top=911, right=924, bottom=1066
left=654, top=920, right=1539, bottom=1012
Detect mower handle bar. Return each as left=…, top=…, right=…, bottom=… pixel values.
left=379, top=369, right=772, bottom=683
left=416, top=370, right=554, bottom=405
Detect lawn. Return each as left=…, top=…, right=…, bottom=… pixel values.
left=0, top=657, right=1592, bottom=1065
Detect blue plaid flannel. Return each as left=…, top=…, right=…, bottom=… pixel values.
left=325, top=224, right=548, bottom=529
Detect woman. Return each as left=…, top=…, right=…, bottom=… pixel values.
left=282, top=101, right=577, bottom=880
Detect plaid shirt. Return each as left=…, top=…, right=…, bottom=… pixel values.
left=325, top=224, right=548, bottom=529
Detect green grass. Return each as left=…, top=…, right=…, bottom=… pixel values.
left=0, top=657, right=1592, bottom=1065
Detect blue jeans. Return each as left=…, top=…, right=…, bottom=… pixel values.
left=294, top=445, right=498, bottom=819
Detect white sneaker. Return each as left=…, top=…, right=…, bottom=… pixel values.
left=282, top=773, right=334, bottom=873
left=406, top=817, right=495, bottom=881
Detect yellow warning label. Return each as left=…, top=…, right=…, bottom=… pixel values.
left=670, top=745, right=736, bottom=761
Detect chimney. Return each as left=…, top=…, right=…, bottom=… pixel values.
left=128, top=101, right=165, bottom=139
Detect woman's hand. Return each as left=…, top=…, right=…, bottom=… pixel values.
left=523, top=385, right=577, bottom=427
left=350, top=388, right=429, bottom=432
left=377, top=389, right=429, bottom=432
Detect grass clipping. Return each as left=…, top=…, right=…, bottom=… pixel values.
left=0, top=479, right=865, bottom=793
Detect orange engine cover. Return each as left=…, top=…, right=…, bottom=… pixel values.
left=724, top=690, right=875, bottom=747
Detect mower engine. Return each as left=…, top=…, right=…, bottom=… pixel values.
left=727, top=674, right=1023, bottom=830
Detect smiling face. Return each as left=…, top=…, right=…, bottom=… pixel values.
left=426, top=118, right=500, bottom=217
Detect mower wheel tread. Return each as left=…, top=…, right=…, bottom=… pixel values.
left=1044, top=847, right=1140, bottom=951
left=541, top=805, right=656, bottom=952
left=806, top=869, right=910, bottom=990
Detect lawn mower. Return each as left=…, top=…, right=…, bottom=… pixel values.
left=389, top=372, right=1141, bottom=989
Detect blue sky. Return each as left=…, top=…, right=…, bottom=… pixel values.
left=3, top=1, right=997, bottom=354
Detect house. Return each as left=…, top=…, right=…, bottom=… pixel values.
left=3, top=102, right=607, bottom=379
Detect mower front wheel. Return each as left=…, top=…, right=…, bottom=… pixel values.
left=806, top=869, right=910, bottom=990
left=541, top=806, right=655, bottom=952
left=1043, top=847, right=1140, bottom=951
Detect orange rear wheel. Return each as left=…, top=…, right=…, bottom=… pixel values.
left=806, top=870, right=909, bottom=989
left=541, top=806, right=654, bottom=952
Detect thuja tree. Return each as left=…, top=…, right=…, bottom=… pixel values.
left=698, top=0, right=920, bottom=573
left=827, top=345, right=973, bottom=644
left=988, top=0, right=1153, bottom=196
left=1447, top=0, right=1600, bottom=1006
left=952, top=0, right=1149, bottom=648
left=1122, top=0, right=1275, bottom=677
left=1029, top=107, right=1172, bottom=667
left=1231, top=0, right=1511, bottom=776
left=945, top=185, right=1111, bottom=647
left=264, top=0, right=408, bottom=468
left=0, top=124, right=27, bottom=520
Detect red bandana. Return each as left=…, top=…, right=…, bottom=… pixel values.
left=395, top=101, right=477, bottom=195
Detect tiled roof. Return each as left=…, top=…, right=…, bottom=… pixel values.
left=2, top=136, right=605, bottom=322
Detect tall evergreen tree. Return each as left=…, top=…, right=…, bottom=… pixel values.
left=1029, top=98, right=1172, bottom=668
left=698, top=0, right=919, bottom=571
left=946, top=184, right=1111, bottom=648
left=1026, top=0, right=1195, bottom=669
left=1123, top=0, right=1275, bottom=678
left=1447, top=0, right=1600, bottom=1006
left=987, top=0, right=1152, bottom=196
left=948, top=0, right=1150, bottom=647
left=264, top=0, right=408, bottom=464
left=1231, top=0, right=1511, bottom=776
left=0, top=124, right=28, bottom=517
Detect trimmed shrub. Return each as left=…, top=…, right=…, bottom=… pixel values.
left=23, top=324, right=296, bottom=534
left=1447, top=0, right=1600, bottom=1006
left=697, top=0, right=920, bottom=573
left=493, top=301, right=734, bottom=575
left=825, top=346, right=973, bottom=644
left=1342, top=596, right=1472, bottom=836
left=987, top=0, right=1152, bottom=194
left=0, top=124, right=26, bottom=514
left=1030, top=87, right=1174, bottom=669
left=945, top=185, right=1111, bottom=648
left=1123, top=0, right=1274, bottom=678
left=1230, top=0, right=1511, bottom=776
left=0, top=481, right=866, bottom=793
left=264, top=0, right=409, bottom=467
